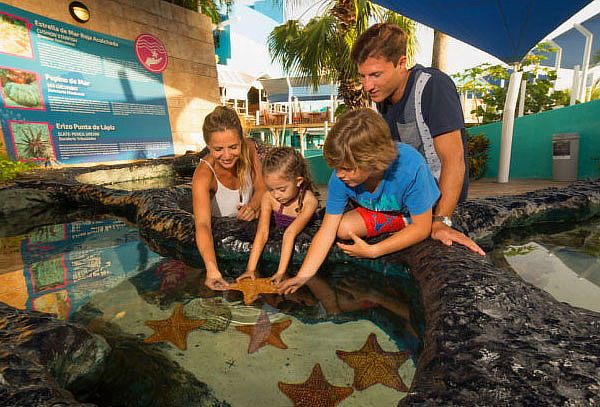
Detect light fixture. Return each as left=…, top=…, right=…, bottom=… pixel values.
left=69, top=1, right=90, bottom=23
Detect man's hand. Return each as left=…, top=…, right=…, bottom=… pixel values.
left=205, top=272, right=230, bottom=290
left=336, top=231, right=377, bottom=258
left=431, top=222, right=486, bottom=256
left=237, top=204, right=257, bottom=221
left=277, top=274, right=312, bottom=295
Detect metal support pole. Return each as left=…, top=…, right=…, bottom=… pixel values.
left=497, top=66, right=523, bottom=183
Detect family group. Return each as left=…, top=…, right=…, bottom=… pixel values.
left=192, top=22, right=485, bottom=295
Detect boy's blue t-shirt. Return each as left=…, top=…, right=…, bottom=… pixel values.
left=325, top=142, right=440, bottom=218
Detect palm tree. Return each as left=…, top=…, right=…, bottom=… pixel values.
left=268, top=0, right=417, bottom=109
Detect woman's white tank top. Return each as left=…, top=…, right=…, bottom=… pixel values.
left=200, top=159, right=253, bottom=217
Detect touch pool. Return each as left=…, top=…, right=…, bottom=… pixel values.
left=1, top=155, right=599, bottom=406
left=0, top=216, right=421, bottom=407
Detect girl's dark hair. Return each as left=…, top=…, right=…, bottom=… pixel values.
left=262, top=146, right=319, bottom=213
left=202, top=106, right=252, bottom=194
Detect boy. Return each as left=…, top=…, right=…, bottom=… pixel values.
left=278, top=108, right=440, bottom=294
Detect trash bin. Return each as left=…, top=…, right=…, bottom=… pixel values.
left=552, top=133, right=579, bottom=181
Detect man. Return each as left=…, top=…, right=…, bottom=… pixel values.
left=351, top=22, right=485, bottom=255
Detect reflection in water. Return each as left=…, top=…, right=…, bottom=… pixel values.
left=492, top=217, right=600, bottom=313
left=0, top=217, right=164, bottom=319
left=0, top=216, right=421, bottom=407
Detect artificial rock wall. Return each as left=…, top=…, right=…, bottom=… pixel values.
left=2, top=0, right=219, bottom=155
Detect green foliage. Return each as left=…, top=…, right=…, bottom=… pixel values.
left=0, top=150, right=38, bottom=182
left=452, top=43, right=568, bottom=124
left=268, top=1, right=417, bottom=108
left=467, top=132, right=489, bottom=180
left=163, top=0, right=232, bottom=24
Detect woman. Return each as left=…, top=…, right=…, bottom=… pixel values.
left=192, top=106, right=265, bottom=290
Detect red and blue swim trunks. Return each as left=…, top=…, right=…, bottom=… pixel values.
left=356, top=206, right=408, bottom=238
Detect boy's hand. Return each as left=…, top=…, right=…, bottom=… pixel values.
left=237, top=204, right=257, bottom=221
left=205, top=273, right=230, bottom=290
left=431, top=222, right=486, bottom=256
left=336, top=231, right=377, bottom=258
left=236, top=270, right=256, bottom=282
left=277, top=274, right=311, bottom=295
left=269, top=272, right=286, bottom=285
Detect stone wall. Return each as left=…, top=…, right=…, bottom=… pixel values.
left=2, top=0, right=219, bottom=154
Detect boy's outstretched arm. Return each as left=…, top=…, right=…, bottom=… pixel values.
left=337, top=209, right=432, bottom=258
left=239, top=193, right=273, bottom=281
left=278, top=213, right=342, bottom=294
left=271, top=193, right=319, bottom=284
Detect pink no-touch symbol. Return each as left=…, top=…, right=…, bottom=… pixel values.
left=135, top=33, right=168, bottom=73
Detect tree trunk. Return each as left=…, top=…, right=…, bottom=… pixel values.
left=337, top=74, right=369, bottom=109
left=432, top=30, right=448, bottom=72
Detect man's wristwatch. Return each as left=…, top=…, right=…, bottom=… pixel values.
left=433, top=216, right=453, bottom=227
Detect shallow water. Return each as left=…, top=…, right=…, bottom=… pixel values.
left=0, top=216, right=420, bottom=407
left=489, top=217, right=600, bottom=312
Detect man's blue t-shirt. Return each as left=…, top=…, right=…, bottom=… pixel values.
left=325, top=142, right=440, bottom=220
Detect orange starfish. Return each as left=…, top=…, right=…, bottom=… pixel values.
left=144, top=304, right=205, bottom=350
left=227, top=277, right=279, bottom=304
left=336, top=333, right=412, bottom=392
left=235, top=309, right=291, bottom=353
left=278, top=363, right=353, bottom=407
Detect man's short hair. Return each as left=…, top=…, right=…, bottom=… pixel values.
left=324, top=108, right=397, bottom=171
left=351, top=23, right=407, bottom=65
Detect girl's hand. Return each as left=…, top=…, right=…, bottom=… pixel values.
left=237, top=204, right=257, bottom=221
left=236, top=270, right=256, bottom=282
left=205, top=273, right=230, bottom=290
left=269, top=272, right=286, bottom=285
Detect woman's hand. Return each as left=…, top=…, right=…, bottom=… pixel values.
left=237, top=204, right=257, bottom=221
left=236, top=270, right=256, bottom=282
left=205, top=272, right=230, bottom=290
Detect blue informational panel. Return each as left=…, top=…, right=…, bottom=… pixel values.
left=0, top=3, right=174, bottom=164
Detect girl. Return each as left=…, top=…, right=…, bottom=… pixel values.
left=192, top=106, right=265, bottom=290
left=237, top=146, right=319, bottom=284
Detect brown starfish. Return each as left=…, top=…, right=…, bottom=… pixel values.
left=278, top=363, right=353, bottom=407
left=227, top=277, right=278, bottom=305
left=235, top=309, right=291, bottom=353
left=335, top=332, right=412, bottom=392
left=144, top=304, right=205, bottom=350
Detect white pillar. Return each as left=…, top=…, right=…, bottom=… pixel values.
left=547, top=39, right=562, bottom=92
left=497, top=67, right=523, bottom=184
left=574, top=23, right=592, bottom=103
left=570, top=65, right=581, bottom=106
left=518, top=79, right=527, bottom=117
